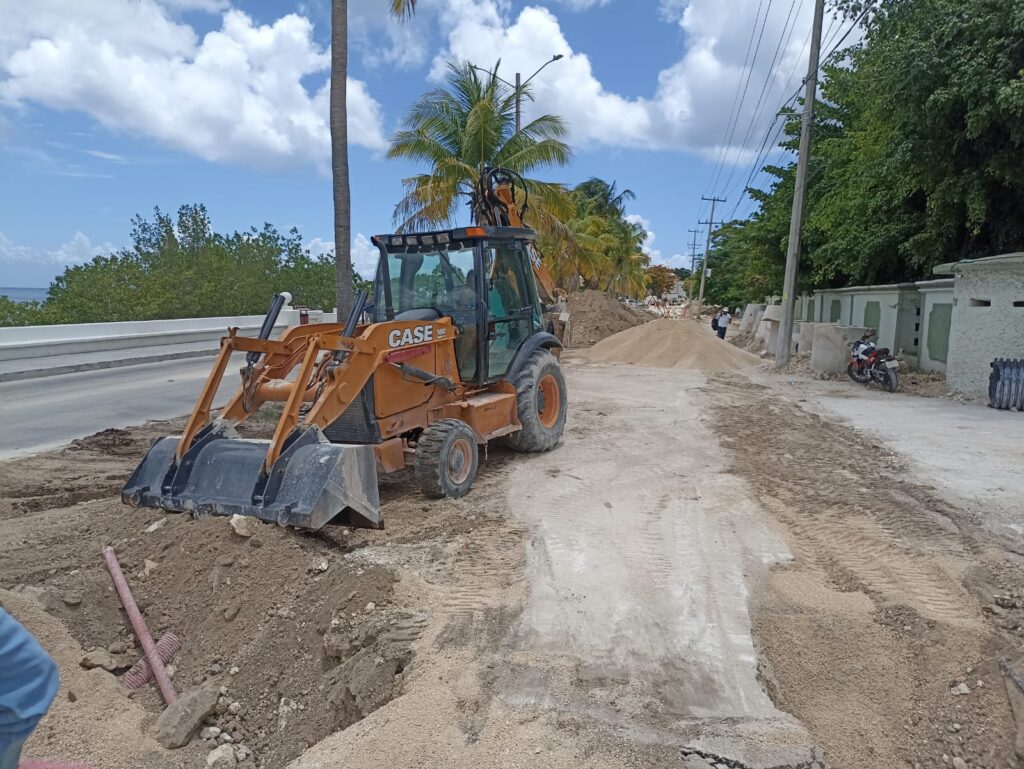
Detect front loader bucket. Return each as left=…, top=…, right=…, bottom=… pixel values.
left=121, top=422, right=381, bottom=530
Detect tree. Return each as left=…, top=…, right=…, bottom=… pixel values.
left=645, top=265, right=676, bottom=298
left=712, top=0, right=1024, bottom=300
left=331, top=0, right=418, bottom=315
left=1, top=205, right=349, bottom=326
left=387, top=60, right=574, bottom=238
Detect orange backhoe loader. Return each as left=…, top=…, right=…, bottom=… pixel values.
left=122, top=168, right=568, bottom=530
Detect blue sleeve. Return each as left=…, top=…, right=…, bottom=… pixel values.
left=0, top=608, right=59, bottom=738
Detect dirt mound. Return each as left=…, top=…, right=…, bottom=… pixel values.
left=567, top=290, right=650, bottom=348
left=584, top=318, right=760, bottom=373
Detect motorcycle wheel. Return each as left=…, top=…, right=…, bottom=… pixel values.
left=881, top=367, right=899, bottom=393
left=847, top=362, right=870, bottom=384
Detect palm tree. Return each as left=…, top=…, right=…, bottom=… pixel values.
left=574, top=178, right=636, bottom=219
left=331, top=0, right=417, bottom=315
left=387, top=60, right=574, bottom=237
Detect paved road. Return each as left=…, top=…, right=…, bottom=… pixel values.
left=0, top=354, right=244, bottom=459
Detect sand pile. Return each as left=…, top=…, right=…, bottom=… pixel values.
left=584, top=318, right=759, bottom=373
left=566, top=290, right=650, bottom=348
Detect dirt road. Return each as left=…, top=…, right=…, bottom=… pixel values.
left=1, top=319, right=1021, bottom=769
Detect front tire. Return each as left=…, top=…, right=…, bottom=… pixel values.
left=847, top=362, right=870, bottom=384
left=503, top=348, right=568, bottom=453
left=415, top=419, right=479, bottom=499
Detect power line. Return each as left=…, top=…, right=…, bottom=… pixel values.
left=723, top=1, right=877, bottom=221
left=706, top=0, right=775, bottom=198
left=718, top=0, right=806, bottom=202
left=702, top=0, right=766, bottom=200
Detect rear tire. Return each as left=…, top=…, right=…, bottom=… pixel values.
left=881, top=366, right=899, bottom=393
left=503, top=348, right=568, bottom=453
left=415, top=419, right=479, bottom=500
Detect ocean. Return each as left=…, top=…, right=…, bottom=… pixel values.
left=0, top=287, right=47, bottom=303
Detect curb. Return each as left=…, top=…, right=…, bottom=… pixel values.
left=0, top=348, right=219, bottom=383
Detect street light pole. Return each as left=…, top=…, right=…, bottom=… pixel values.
left=470, top=55, right=564, bottom=135
left=515, top=71, right=522, bottom=134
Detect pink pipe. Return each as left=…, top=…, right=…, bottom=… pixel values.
left=101, top=547, right=176, bottom=705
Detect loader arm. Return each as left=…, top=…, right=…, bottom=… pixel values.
left=176, top=318, right=458, bottom=472
left=491, top=184, right=561, bottom=304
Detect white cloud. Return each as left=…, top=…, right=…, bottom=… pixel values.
left=626, top=213, right=691, bottom=271
left=306, top=234, right=379, bottom=280
left=0, top=231, right=113, bottom=266
left=0, top=0, right=387, bottom=169
left=431, top=0, right=841, bottom=172
left=555, top=0, right=612, bottom=10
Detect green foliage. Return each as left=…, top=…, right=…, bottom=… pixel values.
left=0, top=297, right=46, bottom=326
left=711, top=0, right=1024, bottom=298
left=3, top=205, right=351, bottom=326
left=538, top=179, right=650, bottom=297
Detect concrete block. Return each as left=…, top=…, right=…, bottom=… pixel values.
left=811, top=325, right=869, bottom=374
left=761, top=304, right=782, bottom=322
left=753, top=310, right=767, bottom=339
left=764, top=319, right=779, bottom=353
left=795, top=322, right=815, bottom=354
left=740, top=304, right=765, bottom=333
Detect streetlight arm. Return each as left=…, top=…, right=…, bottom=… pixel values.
left=520, top=54, right=564, bottom=88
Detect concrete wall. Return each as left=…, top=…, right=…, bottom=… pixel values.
left=916, top=279, right=954, bottom=373
left=947, top=257, right=1024, bottom=395
left=847, top=286, right=919, bottom=355
left=0, top=301, right=336, bottom=362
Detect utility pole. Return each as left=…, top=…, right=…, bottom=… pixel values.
left=776, top=0, right=826, bottom=367
left=696, top=195, right=725, bottom=317
left=687, top=228, right=701, bottom=286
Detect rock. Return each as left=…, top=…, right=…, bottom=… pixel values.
left=145, top=517, right=168, bottom=533
left=218, top=732, right=235, bottom=744
left=67, top=690, right=77, bottom=703
left=229, top=515, right=259, bottom=538
left=156, top=684, right=220, bottom=748
left=206, top=744, right=238, bottom=769
left=952, top=758, right=968, bottom=769
left=143, top=559, right=159, bottom=576
left=80, top=649, right=118, bottom=671
left=234, top=745, right=252, bottom=762
left=951, top=682, right=971, bottom=696
left=310, top=558, right=329, bottom=573
left=223, top=602, right=242, bottom=622
left=681, top=755, right=714, bottom=769
left=61, top=591, right=83, bottom=607
left=364, top=602, right=376, bottom=612
left=108, top=640, right=127, bottom=655
left=229, top=666, right=240, bottom=676
left=216, top=554, right=236, bottom=567
left=228, top=701, right=242, bottom=715
left=201, top=726, right=222, bottom=740
left=210, top=662, right=223, bottom=675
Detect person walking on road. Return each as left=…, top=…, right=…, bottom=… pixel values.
left=0, top=608, right=59, bottom=769
left=716, top=308, right=732, bottom=339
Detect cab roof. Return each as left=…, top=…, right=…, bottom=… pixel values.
left=372, top=226, right=536, bottom=250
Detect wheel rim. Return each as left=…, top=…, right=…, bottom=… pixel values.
left=537, top=374, right=561, bottom=429
left=447, top=438, right=473, bottom=485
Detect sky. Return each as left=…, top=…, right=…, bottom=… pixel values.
left=0, top=0, right=849, bottom=288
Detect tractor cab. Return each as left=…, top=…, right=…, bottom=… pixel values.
left=371, top=226, right=546, bottom=385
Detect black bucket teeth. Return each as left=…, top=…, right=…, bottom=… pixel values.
left=121, top=423, right=381, bottom=530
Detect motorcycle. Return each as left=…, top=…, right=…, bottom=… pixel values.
left=847, top=334, right=899, bottom=392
